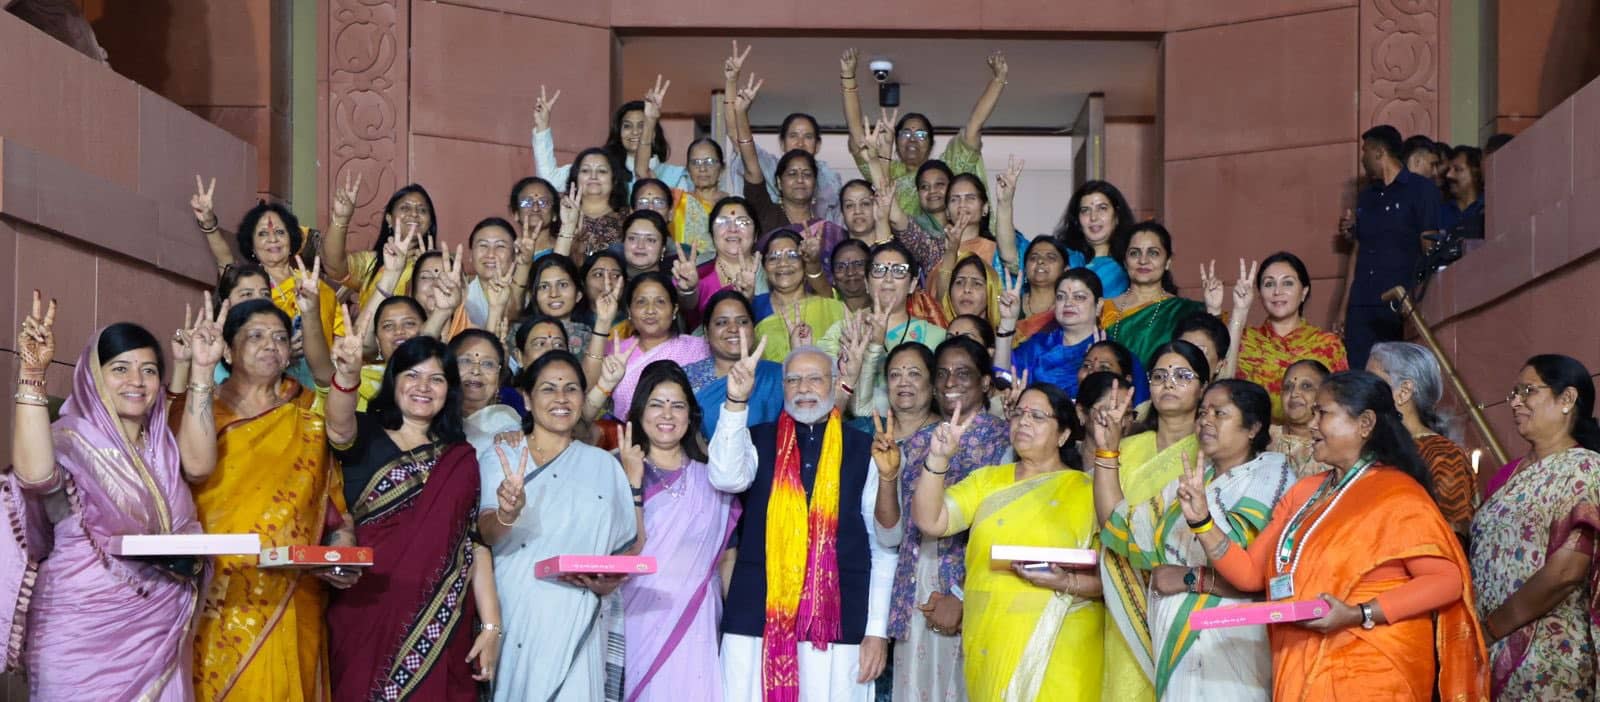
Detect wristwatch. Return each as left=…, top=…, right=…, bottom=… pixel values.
left=1183, top=569, right=1198, bottom=594
left=1359, top=602, right=1376, bottom=630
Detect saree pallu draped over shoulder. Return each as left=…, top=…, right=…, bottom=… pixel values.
left=326, top=440, right=482, bottom=702
left=945, top=465, right=1103, bottom=702
left=1269, top=469, right=1487, bottom=701
left=3, top=336, right=204, bottom=701
left=191, top=380, right=342, bottom=701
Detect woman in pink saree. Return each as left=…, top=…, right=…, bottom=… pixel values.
left=2, top=291, right=224, bottom=700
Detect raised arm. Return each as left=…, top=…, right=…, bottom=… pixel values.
left=190, top=175, right=236, bottom=272
left=178, top=295, right=226, bottom=482
left=1090, top=381, right=1136, bottom=524
left=958, top=52, right=1008, bottom=151
left=530, top=86, right=569, bottom=188
left=993, top=268, right=1024, bottom=370
left=910, top=405, right=974, bottom=537
left=636, top=76, right=669, bottom=180
left=325, top=306, right=369, bottom=446
left=420, top=244, right=465, bottom=338
left=733, top=74, right=766, bottom=186
left=12, top=292, right=59, bottom=487
left=320, top=171, right=363, bottom=285
left=709, top=331, right=767, bottom=493
left=992, top=156, right=1023, bottom=271
left=292, top=257, right=336, bottom=385
left=840, top=49, right=869, bottom=154
left=1220, top=259, right=1257, bottom=379
left=870, top=411, right=902, bottom=530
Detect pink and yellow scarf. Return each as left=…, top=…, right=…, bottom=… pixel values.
left=762, top=409, right=844, bottom=701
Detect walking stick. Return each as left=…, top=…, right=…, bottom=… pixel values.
left=1381, top=286, right=1510, bottom=466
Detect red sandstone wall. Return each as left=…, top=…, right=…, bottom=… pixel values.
left=0, top=11, right=257, bottom=458
left=1425, top=75, right=1600, bottom=458
left=1492, top=0, right=1600, bottom=136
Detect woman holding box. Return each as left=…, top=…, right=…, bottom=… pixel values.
left=477, top=350, right=639, bottom=701
left=620, top=360, right=739, bottom=701
left=910, top=383, right=1103, bottom=702
left=3, top=292, right=217, bottom=700
left=1166, top=370, right=1487, bottom=700
left=1094, top=379, right=1294, bottom=700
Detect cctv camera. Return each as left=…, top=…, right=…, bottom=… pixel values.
left=869, top=59, right=893, bottom=83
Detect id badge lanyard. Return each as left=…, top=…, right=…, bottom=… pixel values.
left=1269, top=455, right=1375, bottom=600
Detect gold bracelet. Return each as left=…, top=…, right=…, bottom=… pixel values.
left=188, top=383, right=215, bottom=394
left=13, top=392, right=48, bottom=406
left=1190, top=517, right=1216, bottom=535
left=494, top=509, right=517, bottom=527
left=1094, top=449, right=1121, bottom=460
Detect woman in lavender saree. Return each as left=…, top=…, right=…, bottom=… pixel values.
left=2, top=291, right=222, bottom=700
left=620, top=361, right=739, bottom=701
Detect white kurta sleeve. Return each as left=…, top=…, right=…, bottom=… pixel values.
left=531, top=127, right=572, bottom=191
left=862, top=458, right=899, bottom=639
left=708, top=405, right=758, bottom=493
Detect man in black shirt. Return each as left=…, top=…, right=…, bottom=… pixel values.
left=1337, top=125, right=1441, bottom=369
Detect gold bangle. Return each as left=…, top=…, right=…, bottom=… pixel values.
left=13, top=392, right=48, bottom=406
left=1190, top=518, right=1216, bottom=535
left=494, top=509, right=517, bottom=527
left=1094, top=449, right=1121, bottom=460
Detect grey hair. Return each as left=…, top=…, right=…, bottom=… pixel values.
left=1369, top=342, right=1454, bottom=438
left=783, top=345, right=837, bottom=382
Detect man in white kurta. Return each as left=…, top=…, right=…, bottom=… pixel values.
left=709, top=346, right=898, bottom=702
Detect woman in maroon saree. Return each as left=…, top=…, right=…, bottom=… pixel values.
left=324, top=324, right=503, bottom=701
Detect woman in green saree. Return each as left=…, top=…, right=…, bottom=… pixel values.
left=1100, top=222, right=1215, bottom=366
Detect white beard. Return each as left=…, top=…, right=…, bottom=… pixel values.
left=785, top=393, right=835, bottom=425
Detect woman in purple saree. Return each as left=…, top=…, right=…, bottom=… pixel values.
left=620, top=361, right=739, bottom=701
left=2, top=291, right=224, bottom=700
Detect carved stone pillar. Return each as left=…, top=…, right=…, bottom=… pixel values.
left=1361, top=0, right=1443, bottom=138
left=321, top=0, right=407, bottom=243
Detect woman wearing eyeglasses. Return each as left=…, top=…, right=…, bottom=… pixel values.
left=1093, top=340, right=1208, bottom=702
left=852, top=241, right=948, bottom=418
left=634, top=76, right=726, bottom=264
left=507, top=176, right=563, bottom=262
left=910, top=383, right=1104, bottom=701
left=842, top=49, right=1007, bottom=223
left=751, top=230, right=848, bottom=362
left=692, top=197, right=768, bottom=319
left=1472, top=354, right=1600, bottom=699
left=875, top=337, right=1012, bottom=700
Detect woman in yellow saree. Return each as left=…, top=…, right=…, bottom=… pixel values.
left=911, top=384, right=1103, bottom=702
left=180, top=287, right=356, bottom=699
left=1094, top=340, right=1208, bottom=701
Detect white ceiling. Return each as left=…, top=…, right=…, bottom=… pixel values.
left=618, top=35, right=1160, bottom=133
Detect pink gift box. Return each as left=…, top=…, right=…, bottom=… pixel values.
left=1188, top=599, right=1330, bottom=630
left=990, top=545, right=1099, bottom=570
left=535, top=555, right=658, bottom=578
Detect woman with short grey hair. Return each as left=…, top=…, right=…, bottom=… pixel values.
left=1367, top=341, right=1476, bottom=537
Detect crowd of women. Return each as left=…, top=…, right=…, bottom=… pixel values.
left=1, top=41, right=1593, bottom=702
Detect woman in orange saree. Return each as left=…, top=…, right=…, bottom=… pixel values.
left=184, top=293, right=352, bottom=701
left=1161, top=370, right=1487, bottom=700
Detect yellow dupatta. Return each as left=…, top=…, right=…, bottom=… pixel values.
left=1099, top=431, right=1199, bottom=702
left=192, top=380, right=345, bottom=701
left=946, top=465, right=1104, bottom=702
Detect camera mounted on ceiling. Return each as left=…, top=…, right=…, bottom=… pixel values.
left=869, top=58, right=900, bottom=107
